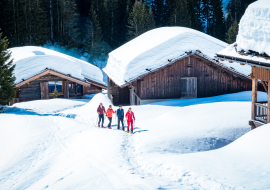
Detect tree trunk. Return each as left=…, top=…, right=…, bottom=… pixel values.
left=50, top=0, right=54, bottom=44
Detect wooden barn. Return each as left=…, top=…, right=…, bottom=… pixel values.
left=9, top=46, right=106, bottom=104
left=103, top=27, right=255, bottom=106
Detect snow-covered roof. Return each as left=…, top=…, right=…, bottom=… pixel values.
left=236, top=0, right=270, bottom=55
left=217, top=0, right=270, bottom=68
left=104, top=27, right=251, bottom=87
left=9, top=46, right=105, bottom=86
left=217, top=43, right=270, bottom=68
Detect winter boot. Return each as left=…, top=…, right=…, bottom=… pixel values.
left=130, top=129, right=134, bottom=134
left=98, top=124, right=100, bottom=127
left=108, top=127, right=112, bottom=129
left=101, top=125, right=105, bottom=128
left=127, top=129, right=129, bottom=133
left=122, top=127, right=125, bottom=131
left=117, top=126, right=120, bottom=130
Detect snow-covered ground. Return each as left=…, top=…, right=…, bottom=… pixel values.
left=1, top=91, right=270, bottom=189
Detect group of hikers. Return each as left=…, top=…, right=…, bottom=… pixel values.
left=97, top=103, right=136, bottom=134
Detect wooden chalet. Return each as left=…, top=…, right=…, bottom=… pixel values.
left=106, top=51, right=253, bottom=106
left=9, top=46, right=106, bottom=105
left=104, top=27, right=256, bottom=106
left=12, top=69, right=106, bottom=104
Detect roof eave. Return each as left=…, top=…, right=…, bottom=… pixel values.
left=16, top=69, right=91, bottom=87
left=107, top=52, right=251, bottom=88
left=216, top=53, right=270, bottom=70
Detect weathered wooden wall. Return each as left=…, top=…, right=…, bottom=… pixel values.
left=19, top=81, right=41, bottom=101
left=135, top=55, right=253, bottom=100
left=83, top=85, right=102, bottom=95
left=252, top=66, right=270, bottom=81
left=107, top=78, right=130, bottom=105
left=18, top=75, right=102, bottom=101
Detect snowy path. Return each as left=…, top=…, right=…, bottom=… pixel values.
left=1, top=91, right=270, bottom=189
left=0, top=99, right=190, bottom=190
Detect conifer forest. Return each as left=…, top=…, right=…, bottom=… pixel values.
left=0, top=0, right=256, bottom=59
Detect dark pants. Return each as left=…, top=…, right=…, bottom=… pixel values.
left=118, top=118, right=124, bottom=129
left=108, top=117, right=112, bottom=127
left=98, top=114, right=104, bottom=126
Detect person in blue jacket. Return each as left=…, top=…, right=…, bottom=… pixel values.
left=116, top=105, right=125, bottom=131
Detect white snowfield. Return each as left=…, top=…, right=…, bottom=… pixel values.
left=9, top=46, right=105, bottom=85
left=104, top=27, right=251, bottom=87
left=236, top=0, right=270, bottom=56
left=1, top=91, right=270, bottom=189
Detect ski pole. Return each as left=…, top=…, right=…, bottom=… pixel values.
left=115, top=112, right=116, bottom=125
left=95, top=114, right=99, bottom=127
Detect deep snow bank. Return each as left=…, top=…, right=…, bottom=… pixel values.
left=236, top=0, right=270, bottom=55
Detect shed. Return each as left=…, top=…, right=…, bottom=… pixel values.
left=103, top=27, right=255, bottom=106
left=9, top=46, right=106, bottom=104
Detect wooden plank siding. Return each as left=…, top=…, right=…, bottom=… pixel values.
left=136, top=55, right=252, bottom=100
left=83, top=85, right=102, bottom=95
left=19, top=81, right=41, bottom=101
left=252, top=66, right=270, bottom=81
left=18, top=75, right=102, bottom=102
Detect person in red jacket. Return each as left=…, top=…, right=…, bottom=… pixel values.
left=125, top=107, right=135, bottom=134
left=106, top=105, right=115, bottom=129
left=97, top=103, right=106, bottom=128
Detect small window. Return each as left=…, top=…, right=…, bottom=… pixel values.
left=48, top=81, right=63, bottom=93
left=56, top=81, right=63, bottom=92
left=48, top=82, right=55, bottom=93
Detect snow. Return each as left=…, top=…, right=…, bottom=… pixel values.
left=236, top=0, right=270, bottom=56
left=9, top=46, right=105, bottom=85
left=104, top=27, right=251, bottom=87
left=217, top=42, right=270, bottom=67
left=1, top=91, right=270, bottom=189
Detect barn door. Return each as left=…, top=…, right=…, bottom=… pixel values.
left=181, top=77, right=197, bottom=99
left=40, top=82, right=49, bottom=99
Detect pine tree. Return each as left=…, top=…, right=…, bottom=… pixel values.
left=187, top=0, right=203, bottom=31
left=103, top=0, right=120, bottom=48
left=201, top=0, right=214, bottom=34
left=226, top=20, right=238, bottom=44
left=152, top=0, right=169, bottom=27
left=212, top=0, right=226, bottom=41
left=0, top=31, right=16, bottom=106
left=226, top=11, right=234, bottom=31
left=86, top=5, right=104, bottom=58
left=127, top=0, right=155, bottom=40
left=169, top=0, right=190, bottom=27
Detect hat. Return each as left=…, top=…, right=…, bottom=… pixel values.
left=119, top=105, right=122, bottom=107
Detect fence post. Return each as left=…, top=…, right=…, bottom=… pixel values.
left=252, top=78, right=258, bottom=120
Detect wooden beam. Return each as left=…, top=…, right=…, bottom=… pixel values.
left=252, top=78, right=258, bottom=120
left=262, top=81, right=268, bottom=94
left=268, top=84, right=270, bottom=123
left=16, top=69, right=90, bottom=88
left=85, top=78, right=107, bottom=89
left=130, top=86, right=135, bottom=105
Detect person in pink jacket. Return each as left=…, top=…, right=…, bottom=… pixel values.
left=125, top=107, right=135, bottom=134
